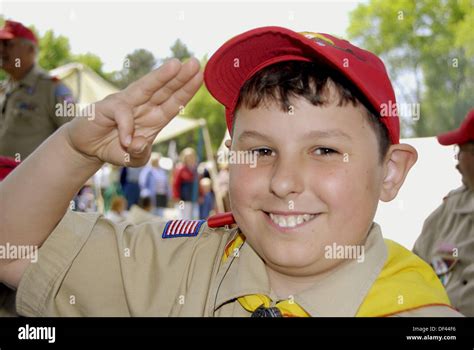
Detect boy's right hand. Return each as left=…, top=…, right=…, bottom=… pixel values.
left=65, top=58, right=203, bottom=167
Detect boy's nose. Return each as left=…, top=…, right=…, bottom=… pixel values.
left=269, top=157, right=304, bottom=199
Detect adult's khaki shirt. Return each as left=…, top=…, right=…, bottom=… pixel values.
left=0, top=64, right=74, bottom=159
left=414, top=186, right=474, bottom=316
left=0, top=210, right=463, bottom=317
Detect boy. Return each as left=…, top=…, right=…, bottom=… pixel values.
left=0, top=26, right=462, bottom=316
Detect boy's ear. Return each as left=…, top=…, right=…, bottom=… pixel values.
left=380, top=143, right=418, bottom=202
left=225, top=139, right=232, bottom=150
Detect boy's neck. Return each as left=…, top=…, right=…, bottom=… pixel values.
left=265, top=262, right=343, bottom=300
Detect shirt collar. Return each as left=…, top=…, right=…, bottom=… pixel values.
left=214, top=233, right=271, bottom=311
left=213, top=223, right=387, bottom=316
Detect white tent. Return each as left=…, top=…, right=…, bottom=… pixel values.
left=50, top=62, right=119, bottom=104
left=152, top=116, right=204, bottom=144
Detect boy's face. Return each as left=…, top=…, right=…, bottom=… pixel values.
left=229, top=93, right=386, bottom=277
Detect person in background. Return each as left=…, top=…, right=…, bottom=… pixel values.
left=172, top=147, right=197, bottom=219
left=102, top=165, right=122, bottom=212
left=74, top=185, right=96, bottom=212
left=126, top=196, right=162, bottom=225
left=120, top=166, right=143, bottom=209
left=0, top=20, right=75, bottom=160
left=199, top=177, right=215, bottom=220
left=139, top=152, right=169, bottom=216
left=216, top=161, right=230, bottom=212
left=413, top=108, right=474, bottom=316
left=105, top=196, right=127, bottom=224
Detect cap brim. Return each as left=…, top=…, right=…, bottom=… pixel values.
left=437, top=129, right=469, bottom=146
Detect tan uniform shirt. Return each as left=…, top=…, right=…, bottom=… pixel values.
left=0, top=210, right=463, bottom=317
left=0, top=64, right=74, bottom=159
left=414, top=186, right=474, bottom=316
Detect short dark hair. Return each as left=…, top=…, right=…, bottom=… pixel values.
left=234, top=61, right=390, bottom=162
left=139, top=196, right=152, bottom=209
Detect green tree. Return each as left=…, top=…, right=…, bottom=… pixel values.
left=169, top=38, right=193, bottom=61
left=111, top=49, right=156, bottom=89
left=183, top=59, right=226, bottom=153
left=73, top=52, right=107, bottom=79
left=347, top=0, right=473, bottom=137
left=37, top=29, right=72, bottom=71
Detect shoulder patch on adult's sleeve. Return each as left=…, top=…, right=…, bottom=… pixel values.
left=54, top=83, right=75, bottom=104
left=162, top=219, right=206, bottom=239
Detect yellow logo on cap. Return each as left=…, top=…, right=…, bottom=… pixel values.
left=299, top=32, right=334, bottom=46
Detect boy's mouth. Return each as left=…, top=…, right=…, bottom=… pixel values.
left=262, top=210, right=318, bottom=229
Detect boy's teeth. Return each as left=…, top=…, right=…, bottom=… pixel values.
left=268, top=213, right=315, bottom=228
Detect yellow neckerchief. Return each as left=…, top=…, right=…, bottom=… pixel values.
left=221, top=234, right=451, bottom=317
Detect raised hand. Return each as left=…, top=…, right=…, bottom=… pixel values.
left=66, top=57, right=203, bottom=166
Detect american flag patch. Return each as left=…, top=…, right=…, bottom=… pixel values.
left=162, top=219, right=206, bottom=239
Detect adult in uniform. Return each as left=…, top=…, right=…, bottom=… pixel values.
left=0, top=20, right=74, bottom=160
left=414, top=109, right=474, bottom=316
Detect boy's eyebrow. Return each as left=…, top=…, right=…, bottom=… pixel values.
left=236, top=129, right=352, bottom=142
left=237, top=130, right=273, bottom=143
left=302, top=129, right=352, bottom=141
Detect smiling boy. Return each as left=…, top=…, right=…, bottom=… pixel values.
left=0, top=26, right=463, bottom=317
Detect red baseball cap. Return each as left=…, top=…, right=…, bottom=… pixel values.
left=437, top=109, right=474, bottom=146
left=204, top=26, right=400, bottom=144
left=0, top=20, right=38, bottom=45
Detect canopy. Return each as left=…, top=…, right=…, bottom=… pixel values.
left=50, top=62, right=119, bottom=104
left=152, top=117, right=205, bottom=145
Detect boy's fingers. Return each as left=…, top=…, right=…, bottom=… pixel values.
left=123, top=58, right=182, bottom=106
left=149, top=57, right=201, bottom=106
left=155, top=70, right=203, bottom=121
left=114, top=103, right=134, bottom=148
left=127, top=135, right=149, bottom=155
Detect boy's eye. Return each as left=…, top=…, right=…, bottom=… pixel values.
left=251, top=147, right=275, bottom=157
left=313, top=147, right=337, bottom=156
